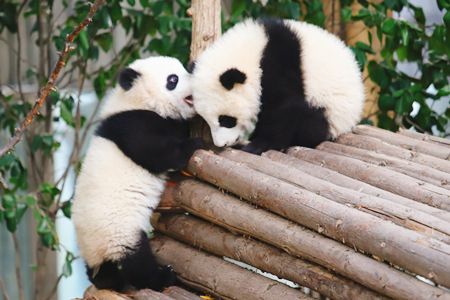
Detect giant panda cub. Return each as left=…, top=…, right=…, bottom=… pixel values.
left=72, top=56, right=202, bottom=291
left=191, top=18, right=365, bottom=154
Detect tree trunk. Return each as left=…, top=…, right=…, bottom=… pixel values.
left=186, top=150, right=450, bottom=287
left=317, top=141, right=450, bottom=189
left=221, top=149, right=450, bottom=243
left=151, top=236, right=311, bottom=300
left=353, top=125, right=450, bottom=160
left=156, top=214, right=387, bottom=300
left=288, top=147, right=450, bottom=211
left=175, top=180, right=450, bottom=300
left=263, top=150, right=450, bottom=222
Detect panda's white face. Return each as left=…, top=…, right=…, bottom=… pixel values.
left=192, top=70, right=260, bottom=147
left=191, top=20, right=267, bottom=147
left=102, top=56, right=195, bottom=120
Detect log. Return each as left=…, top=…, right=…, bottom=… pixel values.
left=150, top=236, right=311, bottom=300
left=82, top=286, right=175, bottom=300
left=187, top=150, right=450, bottom=287
left=317, top=141, right=450, bottom=189
left=398, top=128, right=450, bottom=148
left=336, top=133, right=450, bottom=173
left=221, top=149, right=450, bottom=243
left=264, top=150, right=450, bottom=222
left=134, top=290, right=175, bottom=300
left=353, top=125, right=450, bottom=160
left=156, top=214, right=387, bottom=300
left=162, top=287, right=201, bottom=300
left=175, top=180, right=450, bottom=300
left=287, top=147, right=450, bottom=211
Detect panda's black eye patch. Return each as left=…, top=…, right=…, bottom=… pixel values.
left=219, top=68, right=247, bottom=90
left=219, top=115, right=237, bottom=128
left=166, top=74, right=179, bottom=90
left=118, top=68, right=141, bottom=91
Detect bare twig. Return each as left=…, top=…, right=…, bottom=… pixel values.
left=0, top=0, right=106, bottom=158
left=0, top=278, right=11, bottom=300
left=15, top=0, right=30, bottom=104
left=44, top=274, right=63, bottom=300
left=12, top=233, right=25, bottom=300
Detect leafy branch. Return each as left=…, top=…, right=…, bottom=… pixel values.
left=0, top=0, right=105, bottom=158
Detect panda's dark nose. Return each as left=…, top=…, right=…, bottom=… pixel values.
left=218, top=115, right=237, bottom=128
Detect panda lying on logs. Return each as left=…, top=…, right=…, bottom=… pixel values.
left=191, top=18, right=365, bottom=154
left=72, top=57, right=202, bottom=291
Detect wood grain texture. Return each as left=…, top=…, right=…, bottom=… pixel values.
left=156, top=214, right=388, bottom=300
left=186, top=150, right=450, bottom=287
left=288, top=147, right=450, bottom=211
left=175, top=180, right=450, bottom=300
left=151, top=236, right=311, bottom=300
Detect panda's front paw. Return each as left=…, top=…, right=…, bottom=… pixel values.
left=160, top=265, right=177, bottom=287
left=240, top=143, right=266, bottom=155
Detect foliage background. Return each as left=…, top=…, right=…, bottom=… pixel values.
left=0, top=0, right=448, bottom=299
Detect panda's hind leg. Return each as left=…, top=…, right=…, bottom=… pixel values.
left=87, top=260, right=126, bottom=291
left=121, top=231, right=177, bottom=291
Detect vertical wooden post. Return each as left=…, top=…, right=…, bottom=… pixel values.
left=188, top=0, right=221, bottom=143
left=189, top=0, right=221, bottom=62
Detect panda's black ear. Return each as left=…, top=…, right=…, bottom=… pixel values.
left=187, top=61, right=196, bottom=74
left=219, top=68, right=247, bottom=90
left=118, top=68, right=141, bottom=91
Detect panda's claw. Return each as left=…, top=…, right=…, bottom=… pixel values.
left=160, top=265, right=177, bottom=287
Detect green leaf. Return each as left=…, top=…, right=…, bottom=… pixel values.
left=378, top=113, right=398, bottom=131
left=401, top=26, right=409, bottom=46
left=355, top=41, right=375, bottom=54
left=367, top=61, right=389, bottom=89
left=381, top=19, right=396, bottom=35
left=78, top=30, right=89, bottom=52
left=341, top=7, right=352, bottom=22
left=96, top=33, right=113, bottom=52
left=127, top=0, right=136, bottom=6
left=378, top=94, right=396, bottom=111
left=16, top=203, right=28, bottom=223
left=61, top=201, right=72, bottom=218
left=397, top=46, right=407, bottom=61
left=444, top=11, right=450, bottom=28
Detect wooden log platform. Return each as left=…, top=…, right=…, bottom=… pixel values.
left=153, top=125, right=450, bottom=300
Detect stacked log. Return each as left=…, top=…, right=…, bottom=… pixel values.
left=152, top=125, right=450, bottom=300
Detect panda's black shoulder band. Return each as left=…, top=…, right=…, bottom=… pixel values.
left=220, top=68, right=247, bottom=90
left=119, top=68, right=141, bottom=91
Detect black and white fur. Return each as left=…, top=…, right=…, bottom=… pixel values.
left=191, top=19, right=365, bottom=154
left=72, top=57, right=201, bottom=291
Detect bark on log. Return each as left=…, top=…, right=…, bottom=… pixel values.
left=82, top=286, right=175, bottom=300
left=264, top=150, right=450, bottom=222
left=156, top=214, right=387, bottom=300
left=162, top=287, right=201, bottom=300
left=398, top=128, right=450, bottom=148
left=133, top=289, right=175, bottom=300
left=336, top=133, right=450, bottom=173
left=150, top=236, right=311, bottom=300
left=287, top=147, right=450, bottom=211
left=221, top=149, right=450, bottom=243
left=317, top=141, right=450, bottom=189
left=175, top=180, right=450, bottom=300
left=353, top=125, right=450, bottom=160
left=187, top=150, right=450, bottom=287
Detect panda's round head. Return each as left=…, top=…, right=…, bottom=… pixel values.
left=102, top=56, right=195, bottom=120
left=191, top=20, right=266, bottom=147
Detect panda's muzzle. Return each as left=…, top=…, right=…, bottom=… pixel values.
left=184, top=95, right=194, bottom=107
